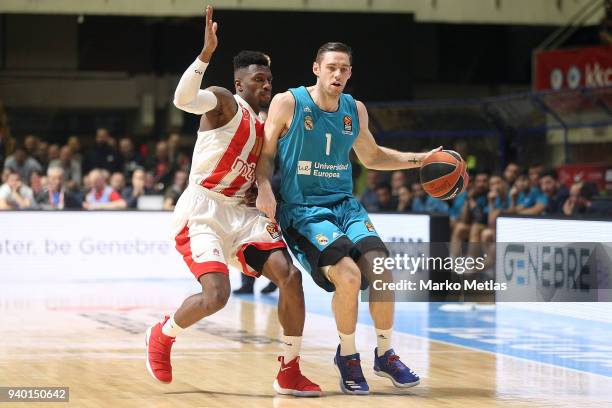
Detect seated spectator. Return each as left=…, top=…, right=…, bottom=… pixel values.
left=360, top=169, right=380, bottom=212
left=514, top=164, right=547, bottom=215
left=539, top=168, right=569, bottom=215
left=122, top=168, right=155, bottom=209
left=481, top=174, right=510, bottom=252
left=450, top=171, right=489, bottom=257
left=373, top=182, right=398, bottom=212
left=67, top=136, right=83, bottom=169
left=410, top=182, right=449, bottom=214
left=396, top=184, right=413, bottom=212
left=23, top=134, right=39, bottom=157
left=147, top=140, right=176, bottom=191
left=47, top=144, right=60, bottom=169
left=49, top=145, right=82, bottom=187
left=83, top=168, right=126, bottom=210
left=37, top=167, right=81, bottom=210
left=29, top=169, right=46, bottom=198
left=485, top=174, right=510, bottom=226
left=167, top=132, right=182, bottom=165
left=83, top=128, right=123, bottom=173
left=3, top=144, right=43, bottom=183
left=508, top=172, right=530, bottom=211
left=0, top=170, right=34, bottom=210
left=34, top=141, right=49, bottom=170
left=118, top=137, right=144, bottom=178
left=110, top=172, right=126, bottom=194
left=565, top=182, right=612, bottom=217
left=390, top=170, right=407, bottom=197
left=144, top=170, right=161, bottom=194
left=562, top=181, right=584, bottom=216
left=163, top=170, right=188, bottom=210
left=502, top=162, right=520, bottom=187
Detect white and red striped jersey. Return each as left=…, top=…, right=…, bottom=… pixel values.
left=189, top=94, right=264, bottom=197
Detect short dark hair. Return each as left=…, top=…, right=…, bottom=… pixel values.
left=375, top=182, right=392, bottom=192
left=579, top=182, right=599, bottom=200
left=233, top=50, right=270, bottom=71
left=315, top=42, right=352, bottom=64
left=539, top=168, right=558, bottom=180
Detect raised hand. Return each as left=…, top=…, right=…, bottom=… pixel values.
left=199, top=5, right=218, bottom=62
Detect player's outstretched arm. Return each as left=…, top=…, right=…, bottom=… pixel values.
left=352, top=100, right=441, bottom=170
left=256, top=92, right=294, bottom=222
left=173, top=5, right=227, bottom=115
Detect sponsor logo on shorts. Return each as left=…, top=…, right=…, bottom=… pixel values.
left=316, top=233, right=329, bottom=246
left=266, top=223, right=281, bottom=240
left=297, top=160, right=312, bottom=175
left=304, top=115, right=314, bottom=130
left=343, top=115, right=353, bottom=134
left=365, top=220, right=375, bottom=232
left=332, top=232, right=340, bottom=239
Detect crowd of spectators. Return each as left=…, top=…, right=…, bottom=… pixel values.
left=1, top=124, right=610, bottom=223
left=360, top=163, right=611, bottom=244
left=0, top=128, right=188, bottom=211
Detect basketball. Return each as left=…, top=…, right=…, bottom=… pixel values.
left=420, top=150, right=468, bottom=200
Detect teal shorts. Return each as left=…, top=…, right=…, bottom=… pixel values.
left=278, top=197, right=387, bottom=292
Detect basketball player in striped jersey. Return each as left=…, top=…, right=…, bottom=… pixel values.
left=257, top=42, right=440, bottom=394
left=145, top=5, right=320, bottom=397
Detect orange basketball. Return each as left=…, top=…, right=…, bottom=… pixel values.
left=420, top=150, right=468, bottom=200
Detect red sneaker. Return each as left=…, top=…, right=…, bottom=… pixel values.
left=273, top=356, right=322, bottom=397
left=145, top=315, right=175, bottom=384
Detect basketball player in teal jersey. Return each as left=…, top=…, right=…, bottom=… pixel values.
left=257, top=42, right=440, bottom=395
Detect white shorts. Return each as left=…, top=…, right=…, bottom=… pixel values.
left=172, top=184, right=285, bottom=280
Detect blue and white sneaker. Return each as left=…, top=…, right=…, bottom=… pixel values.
left=373, top=348, right=420, bottom=388
left=333, top=345, right=369, bottom=395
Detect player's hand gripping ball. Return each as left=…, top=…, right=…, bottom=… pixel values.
left=420, top=150, right=469, bottom=200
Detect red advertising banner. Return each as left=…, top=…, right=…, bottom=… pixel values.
left=534, top=45, right=612, bottom=91
left=556, top=163, right=612, bottom=191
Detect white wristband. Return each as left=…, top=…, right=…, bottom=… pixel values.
left=192, top=58, right=209, bottom=75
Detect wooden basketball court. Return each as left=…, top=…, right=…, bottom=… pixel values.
left=1, top=278, right=611, bottom=407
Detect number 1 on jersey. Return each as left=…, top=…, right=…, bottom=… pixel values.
left=325, top=133, right=331, bottom=156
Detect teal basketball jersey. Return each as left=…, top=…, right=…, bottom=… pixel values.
left=277, top=86, right=360, bottom=206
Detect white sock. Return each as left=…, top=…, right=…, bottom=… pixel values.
left=161, top=315, right=184, bottom=338
left=338, top=331, right=357, bottom=356
left=376, top=328, right=393, bottom=356
left=282, top=335, right=302, bottom=362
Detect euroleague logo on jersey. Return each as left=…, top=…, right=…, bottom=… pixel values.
left=343, top=115, right=353, bottom=134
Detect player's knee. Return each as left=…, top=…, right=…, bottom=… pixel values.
left=363, top=249, right=387, bottom=267
left=201, top=278, right=230, bottom=310
left=275, top=266, right=303, bottom=295
left=280, top=266, right=302, bottom=289
left=332, top=262, right=361, bottom=292
left=206, top=290, right=230, bottom=311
